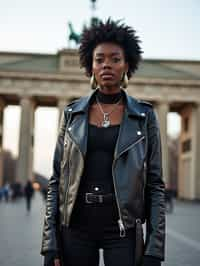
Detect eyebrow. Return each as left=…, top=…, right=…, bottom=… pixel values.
left=95, top=52, right=122, bottom=56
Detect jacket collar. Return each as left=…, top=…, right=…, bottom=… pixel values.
left=69, top=88, right=144, bottom=119
left=67, top=88, right=146, bottom=159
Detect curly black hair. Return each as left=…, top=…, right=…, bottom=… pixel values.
left=78, top=18, right=143, bottom=79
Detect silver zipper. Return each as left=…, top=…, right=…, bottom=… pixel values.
left=62, top=138, right=71, bottom=224
left=63, top=132, right=85, bottom=226
left=136, top=218, right=142, bottom=224
left=112, top=135, right=145, bottom=238
left=143, top=160, right=147, bottom=185
left=63, top=158, right=71, bottom=225
left=116, top=136, right=145, bottom=160
left=112, top=157, right=126, bottom=238
left=118, top=219, right=126, bottom=237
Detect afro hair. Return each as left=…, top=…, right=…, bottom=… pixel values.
left=78, top=18, right=143, bottom=79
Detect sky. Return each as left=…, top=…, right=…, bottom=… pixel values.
left=1, top=0, right=199, bottom=177
left=0, top=0, right=200, bottom=59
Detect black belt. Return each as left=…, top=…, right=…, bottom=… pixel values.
left=84, top=192, right=115, bottom=204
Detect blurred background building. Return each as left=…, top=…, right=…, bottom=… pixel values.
left=0, top=50, right=199, bottom=199
left=0, top=0, right=199, bottom=200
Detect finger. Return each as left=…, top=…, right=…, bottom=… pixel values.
left=54, top=258, right=60, bottom=266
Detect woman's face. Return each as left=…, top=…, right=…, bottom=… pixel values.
left=92, top=42, right=128, bottom=90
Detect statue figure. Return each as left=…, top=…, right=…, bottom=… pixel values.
left=67, top=0, right=99, bottom=46
left=68, top=22, right=81, bottom=46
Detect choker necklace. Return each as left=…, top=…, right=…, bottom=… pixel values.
left=95, top=89, right=123, bottom=128
left=96, top=89, right=123, bottom=104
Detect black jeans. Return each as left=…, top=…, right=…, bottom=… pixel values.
left=60, top=225, right=136, bottom=266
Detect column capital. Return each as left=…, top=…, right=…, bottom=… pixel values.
left=0, top=98, right=6, bottom=109
left=19, top=95, right=36, bottom=109
left=57, top=97, right=70, bottom=104
left=19, top=95, right=34, bottom=101
left=194, top=101, right=200, bottom=107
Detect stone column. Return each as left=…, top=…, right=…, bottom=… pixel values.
left=0, top=98, right=5, bottom=187
left=17, top=96, right=35, bottom=184
left=154, top=101, right=169, bottom=185
left=191, top=102, right=200, bottom=199
left=57, top=98, right=69, bottom=130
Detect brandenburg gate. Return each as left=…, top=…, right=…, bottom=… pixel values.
left=0, top=49, right=200, bottom=200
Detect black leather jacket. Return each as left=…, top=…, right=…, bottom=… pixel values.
left=40, top=88, right=165, bottom=262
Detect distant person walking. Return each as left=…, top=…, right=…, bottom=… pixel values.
left=24, top=180, right=34, bottom=212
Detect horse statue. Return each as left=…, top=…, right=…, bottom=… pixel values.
left=68, top=22, right=81, bottom=45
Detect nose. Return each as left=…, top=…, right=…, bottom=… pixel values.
left=102, top=58, right=111, bottom=69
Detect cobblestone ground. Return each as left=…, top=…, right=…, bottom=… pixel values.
left=0, top=191, right=199, bottom=266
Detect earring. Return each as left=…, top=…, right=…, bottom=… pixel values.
left=121, top=72, right=128, bottom=88
left=90, top=73, right=97, bottom=90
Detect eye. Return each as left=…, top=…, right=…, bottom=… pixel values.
left=112, top=57, right=121, bottom=63
left=95, top=58, right=103, bottom=64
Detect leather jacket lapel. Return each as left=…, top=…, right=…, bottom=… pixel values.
left=67, top=88, right=146, bottom=159
left=114, top=107, right=145, bottom=159
left=67, top=111, right=89, bottom=158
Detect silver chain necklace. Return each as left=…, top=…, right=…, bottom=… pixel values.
left=95, top=94, right=122, bottom=128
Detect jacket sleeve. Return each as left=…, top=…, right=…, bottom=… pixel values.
left=40, top=110, right=67, bottom=256
left=144, top=107, right=166, bottom=261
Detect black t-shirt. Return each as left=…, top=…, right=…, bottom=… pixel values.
left=70, top=123, right=120, bottom=231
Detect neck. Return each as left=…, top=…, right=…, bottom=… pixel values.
left=98, top=85, right=121, bottom=95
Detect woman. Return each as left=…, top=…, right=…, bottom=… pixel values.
left=41, top=18, right=165, bottom=266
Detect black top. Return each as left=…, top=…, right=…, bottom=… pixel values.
left=78, top=123, right=120, bottom=194
left=71, top=123, right=120, bottom=231
left=70, top=89, right=124, bottom=231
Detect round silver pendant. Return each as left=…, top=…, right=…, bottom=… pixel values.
left=102, top=120, right=110, bottom=128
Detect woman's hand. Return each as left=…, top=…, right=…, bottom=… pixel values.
left=44, top=252, right=60, bottom=266
left=143, top=255, right=161, bottom=266
left=54, top=258, right=61, bottom=266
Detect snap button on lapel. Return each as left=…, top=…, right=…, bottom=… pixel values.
left=137, top=131, right=142, bottom=136
left=141, top=112, right=145, bottom=117
left=68, top=127, right=72, bottom=131
left=68, top=108, right=72, bottom=111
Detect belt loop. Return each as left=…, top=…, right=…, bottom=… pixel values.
left=99, top=195, right=103, bottom=203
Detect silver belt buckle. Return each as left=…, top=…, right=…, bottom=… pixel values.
left=85, top=193, right=93, bottom=203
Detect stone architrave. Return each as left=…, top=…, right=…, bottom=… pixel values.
left=17, top=96, right=35, bottom=183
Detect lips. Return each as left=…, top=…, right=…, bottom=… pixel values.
left=100, top=72, right=114, bottom=79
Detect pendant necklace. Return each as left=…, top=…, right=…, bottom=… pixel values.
left=95, top=94, right=122, bottom=128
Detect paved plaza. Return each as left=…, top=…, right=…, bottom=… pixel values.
left=0, top=191, right=199, bottom=266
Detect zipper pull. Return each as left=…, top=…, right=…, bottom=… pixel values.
left=118, top=219, right=126, bottom=238
left=136, top=218, right=141, bottom=224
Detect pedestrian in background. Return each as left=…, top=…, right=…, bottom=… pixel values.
left=24, top=180, right=34, bottom=212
